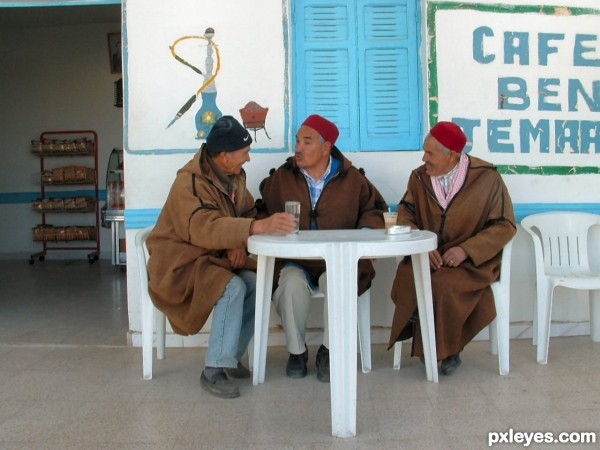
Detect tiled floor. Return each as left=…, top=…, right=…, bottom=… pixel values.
left=1, top=259, right=599, bottom=449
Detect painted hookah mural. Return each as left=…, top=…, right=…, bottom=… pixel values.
left=166, top=27, right=222, bottom=139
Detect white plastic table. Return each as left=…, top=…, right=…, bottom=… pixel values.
left=248, top=228, right=438, bottom=438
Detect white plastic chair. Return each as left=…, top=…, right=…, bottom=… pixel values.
left=135, top=226, right=166, bottom=380
left=136, top=223, right=371, bottom=377
left=310, top=288, right=372, bottom=373
left=393, top=239, right=513, bottom=375
left=521, top=212, right=600, bottom=364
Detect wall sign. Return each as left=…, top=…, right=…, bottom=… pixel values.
left=428, top=3, right=600, bottom=175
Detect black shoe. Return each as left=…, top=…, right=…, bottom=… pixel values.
left=286, top=347, right=308, bottom=378
left=224, top=362, right=251, bottom=379
left=440, top=353, right=462, bottom=376
left=200, top=369, right=240, bottom=398
left=315, top=345, right=330, bottom=383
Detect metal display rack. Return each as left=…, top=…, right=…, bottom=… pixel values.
left=29, top=130, right=100, bottom=264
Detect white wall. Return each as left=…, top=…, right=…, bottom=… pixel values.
left=0, top=21, right=123, bottom=258
left=123, top=0, right=600, bottom=347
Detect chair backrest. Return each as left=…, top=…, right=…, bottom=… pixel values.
left=521, top=212, right=600, bottom=276
left=135, top=226, right=154, bottom=296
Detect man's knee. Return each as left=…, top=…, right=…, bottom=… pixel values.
left=238, top=270, right=256, bottom=293
left=318, top=272, right=327, bottom=295
left=274, top=266, right=311, bottom=311
left=278, top=266, right=309, bottom=294
left=226, top=275, right=247, bottom=300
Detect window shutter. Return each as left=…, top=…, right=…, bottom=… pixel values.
left=294, top=0, right=421, bottom=151
left=294, top=1, right=359, bottom=149
left=358, top=0, right=420, bottom=150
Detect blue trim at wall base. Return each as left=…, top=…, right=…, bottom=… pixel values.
left=125, top=208, right=161, bottom=229
left=124, top=203, right=600, bottom=230
left=515, top=203, right=600, bottom=221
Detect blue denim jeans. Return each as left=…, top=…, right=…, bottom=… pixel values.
left=205, top=270, right=256, bottom=368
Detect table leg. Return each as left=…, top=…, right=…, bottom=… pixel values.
left=326, top=244, right=358, bottom=437
left=411, top=252, right=439, bottom=383
left=253, top=255, right=275, bottom=385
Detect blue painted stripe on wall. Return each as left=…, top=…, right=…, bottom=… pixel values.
left=4, top=191, right=599, bottom=225
left=124, top=208, right=160, bottom=229
left=0, top=190, right=106, bottom=204
left=0, top=1, right=120, bottom=7
left=123, top=203, right=600, bottom=230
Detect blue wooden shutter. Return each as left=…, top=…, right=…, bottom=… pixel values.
left=294, top=1, right=359, bottom=149
left=357, top=0, right=421, bottom=150
left=294, top=0, right=420, bottom=151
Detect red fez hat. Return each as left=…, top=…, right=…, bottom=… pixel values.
left=301, top=114, right=339, bottom=146
left=430, top=121, right=467, bottom=153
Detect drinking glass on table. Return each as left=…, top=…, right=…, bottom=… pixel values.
left=285, top=201, right=301, bottom=234
left=383, top=211, right=398, bottom=229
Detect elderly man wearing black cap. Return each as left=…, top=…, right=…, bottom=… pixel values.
left=257, top=114, right=388, bottom=382
left=147, top=116, right=296, bottom=398
left=389, top=121, right=516, bottom=375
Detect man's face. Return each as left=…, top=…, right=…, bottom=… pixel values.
left=422, top=135, right=457, bottom=177
left=294, top=125, right=330, bottom=171
left=217, top=145, right=251, bottom=175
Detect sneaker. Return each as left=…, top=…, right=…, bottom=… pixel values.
left=315, top=345, right=330, bottom=383
left=286, top=346, right=308, bottom=378
left=224, top=362, right=251, bottom=379
left=200, top=369, right=240, bottom=398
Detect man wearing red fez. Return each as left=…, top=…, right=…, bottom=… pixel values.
left=257, top=114, right=387, bottom=382
left=389, top=121, right=516, bottom=375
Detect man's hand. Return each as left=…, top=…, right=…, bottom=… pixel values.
left=442, top=246, right=468, bottom=268
left=429, top=246, right=468, bottom=269
left=227, top=247, right=248, bottom=269
left=429, top=249, right=443, bottom=270
left=250, top=212, right=297, bottom=235
left=442, top=246, right=469, bottom=267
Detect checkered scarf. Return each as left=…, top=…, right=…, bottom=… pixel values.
left=431, top=152, right=469, bottom=210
